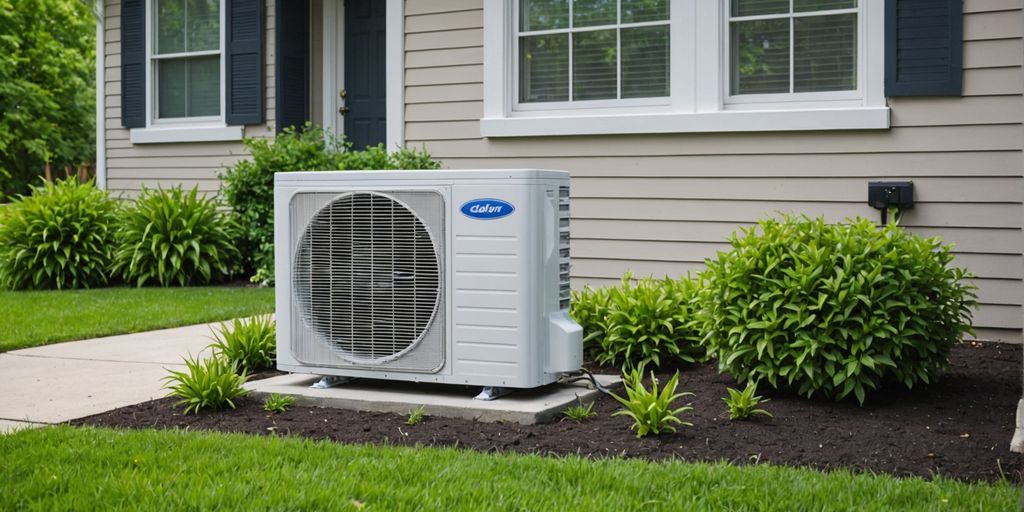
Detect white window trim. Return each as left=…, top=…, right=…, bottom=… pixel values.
left=131, top=0, right=242, bottom=144
left=482, top=0, right=888, bottom=137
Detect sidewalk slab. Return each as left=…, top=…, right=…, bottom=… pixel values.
left=245, top=374, right=621, bottom=425
left=10, top=323, right=217, bottom=365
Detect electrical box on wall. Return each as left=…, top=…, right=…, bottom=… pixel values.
left=868, top=181, right=914, bottom=223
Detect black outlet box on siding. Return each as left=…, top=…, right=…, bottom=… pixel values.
left=868, top=181, right=914, bottom=212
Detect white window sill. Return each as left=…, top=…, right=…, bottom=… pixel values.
left=130, top=125, right=243, bottom=144
left=480, top=107, right=890, bottom=137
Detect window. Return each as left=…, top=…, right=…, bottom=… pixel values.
left=482, top=0, right=887, bottom=136
left=152, top=0, right=222, bottom=120
left=517, top=0, right=670, bottom=106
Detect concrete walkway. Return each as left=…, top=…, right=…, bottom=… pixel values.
left=0, top=323, right=216, bottom=433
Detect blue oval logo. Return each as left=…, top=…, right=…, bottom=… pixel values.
left=460, top=198, right=515, bottom=220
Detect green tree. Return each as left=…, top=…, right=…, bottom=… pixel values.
left=0, top=0, right=96, bottom=198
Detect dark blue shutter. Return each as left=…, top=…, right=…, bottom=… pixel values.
left=226, top=0, right=265, bottom=125
left=275, top=1, right=310, bottom=133
left=885, top=0, right=963, bottom=96
left=121, top=0, right=146, bottom=128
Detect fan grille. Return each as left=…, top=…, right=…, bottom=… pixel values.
left=292, top=192, right=441, bottom=362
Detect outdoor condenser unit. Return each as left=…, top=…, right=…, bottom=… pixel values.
left=274, top=169, right=583, bottom=395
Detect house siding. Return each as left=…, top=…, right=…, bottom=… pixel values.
left=402, top=0, right=1024, bottom=343
left=102, top=0, right=277, bottom=196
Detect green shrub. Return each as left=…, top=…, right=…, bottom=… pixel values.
left=112, top=186, right=240, bottom=287
left=405, top=405, right=427, bottom=426
left=207, top=314, right=276, bottom=374
left=700, top=215, right=977, bottom=404
left=220, top=124, right=440, bottom=284
left=0, top=178, right=119, bottom=290
left=262, top=393, right=295, bottom=414
left=611, top=369, right=693, bottom=438
left=163, top=355, right=248, bottom=414
left=722, top=381, right=772, bottom=421
left=572, top=273, right=707, bottom=371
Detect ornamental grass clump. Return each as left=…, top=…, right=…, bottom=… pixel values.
left=571, top=273, right=706, bottom=371
left=700, top=215, right=977, bottom=404
left=207, top=314, right=276, bottom=374
left=611, top=369, right=693, bottom=438
left=0, top=178, right=119, bottom=290
left=112, top=186, right=241, bottom=287
left=163, top=355, right=247, bottom=414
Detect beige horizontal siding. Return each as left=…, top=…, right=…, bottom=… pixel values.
left=404, top=0, right=1024, bottom=340
left=102, top=0, right=276, bottom=198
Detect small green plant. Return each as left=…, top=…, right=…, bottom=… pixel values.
left=572, top=273, right=707, bottom=371
left=0, top=178, right=119, bottom=290
left=262, top=393, right=295, bottom=414
left=163, top=355, right=248, bottom=414
left=700, top=215, right=978, bottom=404
left=207, top=314, right=276, bottom=374
left=722, top=381, right=772, bottom=421
left=405, top=405, right=427, bottom=426
left=112, top=186, right=241, bottom=287
left=610, top=369, right=694, bottom=438
left=561, top=396, right=596, bottom=422
left=219, top=124, right=441, bottom=284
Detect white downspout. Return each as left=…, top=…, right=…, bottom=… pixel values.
left=94, top=0, right=106, bottom=189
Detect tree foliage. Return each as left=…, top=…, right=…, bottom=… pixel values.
left=0, top=0, right=96, bottom=198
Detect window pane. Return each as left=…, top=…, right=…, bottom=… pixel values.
left=794, top=14, right=856, bottom=92
left=188, top=56, right=221, bottom=116
left=520, top=0, right=569, bottom=31
left=731, top=0, right=788, bottom=17
left=157, top=59, right=188, bottom=117
left=622, top=0, right=669, bottom=23
left=621, top=26, right=669, bottom=98
left=731, top=19, right=789, bottom=94
left=187, top=0, right=220, bottom=51
left=520, top=34, right=569, bottom=102
left=573, top=29, right=617, bottom=100
left=156, top=0, right=186, bottom=54
left=573, top=0, right=617, bottom=27
left=794, top=0, right=856, bottom=12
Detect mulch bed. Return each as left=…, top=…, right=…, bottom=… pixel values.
left=74, top=342, right=1023, bottom=484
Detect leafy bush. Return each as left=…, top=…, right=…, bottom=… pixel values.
left=220, top=124, right=440, bottom=284
left=572, top=273, right=707, bottom=371
left=405, top=405, right=427, bottom=426
left=112, top=186, right=241, bottom=287
left=611, top=369, right=693, bottom=438
left=700, top=215, right=977, bottom=404
left=262, top=393, right=295, bottom=414
left=0, top=178, right=119, bottom=290
left=207, top=314, right=276, bottom=374
left=561, top=397, right=596, bottom=422
left=722, top=382, right=772, bottom=421
left=163, top=355, right=248, bottom=414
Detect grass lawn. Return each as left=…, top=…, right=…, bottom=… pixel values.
left=0, top=427, right=1017, bottom=511
left=0, top=286, right=274, bottom=352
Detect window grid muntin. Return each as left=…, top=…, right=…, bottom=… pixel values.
left=515, top=0, right=670, bottom=106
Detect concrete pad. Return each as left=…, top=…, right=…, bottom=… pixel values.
left=0, top=419, right=45, bottom=435
left=9, top=322, right=217, bottom=365
left=245, top=374, right=622, bottom=425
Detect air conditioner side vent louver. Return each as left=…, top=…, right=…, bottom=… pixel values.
left=558, top=185, right=571, bottom=311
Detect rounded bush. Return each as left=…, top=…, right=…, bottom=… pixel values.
left=112, top=186, right=241, bottom=287
left=700, top=215, right=977, bottom=403
left=572, top=273, right=707, bottom=371
left=0, top=178, right=119, bottom=290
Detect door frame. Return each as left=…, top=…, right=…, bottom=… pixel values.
left=320, top=0, right=404, bottom=149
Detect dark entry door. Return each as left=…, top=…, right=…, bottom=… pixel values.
left=344, top=0, right=387, bottom=150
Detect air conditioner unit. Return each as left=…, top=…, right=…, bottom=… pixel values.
left=275, top=169, right=582, bottom=396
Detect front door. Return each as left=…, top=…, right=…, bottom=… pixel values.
left=343, top=0, right=387, bottom=150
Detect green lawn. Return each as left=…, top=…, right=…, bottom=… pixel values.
left=0, top=286, right=274, bottom=352
left=0, top=427, right=1017, bottom=511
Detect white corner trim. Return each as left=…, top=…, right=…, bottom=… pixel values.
left=480, top=107, right=890, bottom=137
left=95, top=0, right=106, bottom=189
left=385, top=0, right=404, bottom=149
left=130, top=125, right=244, bottom=144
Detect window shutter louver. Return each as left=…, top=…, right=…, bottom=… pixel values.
left=275, top=0, right=310, bottom=133
left=885, top=0, right=963, bottom=97
left=226, top=0, right=265, bottom=125
left=121, top=0, right=146, bottom=128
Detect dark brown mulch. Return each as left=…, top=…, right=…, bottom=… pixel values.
left=73, top=342, right=1023, bottom=484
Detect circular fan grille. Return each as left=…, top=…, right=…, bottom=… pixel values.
left=292, top=192, right=440, bottom=362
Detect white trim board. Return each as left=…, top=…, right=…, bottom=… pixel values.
left=386, top=0, right=405, bottom=149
